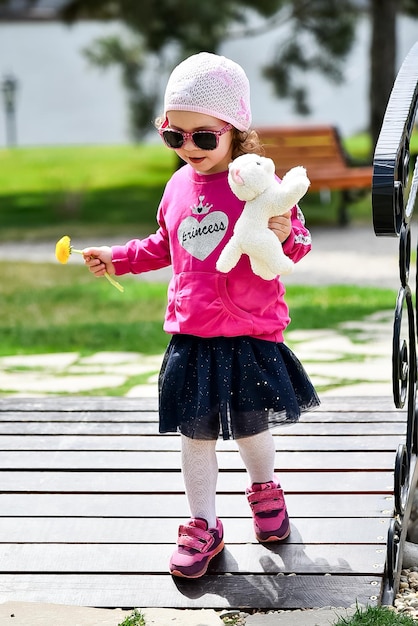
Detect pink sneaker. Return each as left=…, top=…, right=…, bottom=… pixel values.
left=169, top=518, right=224, bottom=578
left=246, top=480, right=290, bottom=542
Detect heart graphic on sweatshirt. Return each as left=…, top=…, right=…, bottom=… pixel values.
left=178, top=211, right=229, bottom=261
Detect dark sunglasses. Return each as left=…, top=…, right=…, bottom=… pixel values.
left=158, top=122, right=232, bottom=151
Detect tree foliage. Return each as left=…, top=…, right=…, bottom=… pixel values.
left=1, top=0, right=417, bottom=147
left=263, top=0, right=358, bottom=115
left=59, top=0, right=288, bottom=138
left=61, top=0, right=358, bottom=137
left=60, top=0, right=286, bottom=53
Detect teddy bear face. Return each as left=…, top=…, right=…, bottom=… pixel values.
left=228, top=153, right=276, bottom=201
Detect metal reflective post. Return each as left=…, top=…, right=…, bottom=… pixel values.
left=1, top=73, right=18, bottom=147
left=372, top=41, right=418, bottom=605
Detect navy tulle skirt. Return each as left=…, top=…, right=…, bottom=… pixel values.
left=158, top=335, right=320, bottom=440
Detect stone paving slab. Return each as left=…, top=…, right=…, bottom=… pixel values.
left=0, top=602, right=131, bottom=626
left=0, top=603, right=223, bottom=626
left=0, top=353, right=79, bottom=368
left=0, top=309, right=394, bottom=398
left=143, top=608, right=223, bottom=625
left=324, top=382, right=394, bottom=397
left=0, top=602, right=361, bottom=625
left=0, top=370, right=128, bottom=393
left=246, top=606, right=357, bottom=626
left=0, top=352, right=162, bottom=396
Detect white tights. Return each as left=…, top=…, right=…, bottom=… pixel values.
left=181, top=429, right=276, bottom=529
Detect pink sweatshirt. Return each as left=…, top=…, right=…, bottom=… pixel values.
left=112, top=163, right=312, bottom=342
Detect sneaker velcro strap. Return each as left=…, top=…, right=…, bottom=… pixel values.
left=247, top=488, right=284, bottom=515
left=177, top=524, right=214, bottom=552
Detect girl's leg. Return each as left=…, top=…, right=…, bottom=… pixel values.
left=181, top=434, right=218, bottom=528
left=236, top=429, right=290, bottom=542
left=236, top=429, right=276, bottom=484
left=169, top=435, right=224, bottom=578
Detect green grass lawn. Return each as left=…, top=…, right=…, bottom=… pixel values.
left=0, top=261, right=396, bottom=356
left=2, top=132, right=407, bottom=243
left=333, top=605, right=416, bottom=625
left=344, top=129, right=418, bottom=161
left=0, top=143, right=177, bottom=241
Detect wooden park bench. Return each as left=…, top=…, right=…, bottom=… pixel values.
left=0, top=42, right=417, bottom=613
left=256, top=124, right=373, bottom=226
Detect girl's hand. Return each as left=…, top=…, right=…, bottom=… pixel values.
left=268, top=211, right=292, bottom=243
left=82, top=246, right=115, bottom=277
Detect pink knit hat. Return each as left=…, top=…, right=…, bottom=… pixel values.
left=164, top=52, right=252, bottom=132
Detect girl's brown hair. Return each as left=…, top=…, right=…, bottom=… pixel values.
left=231, top=128, right=264, bottom=159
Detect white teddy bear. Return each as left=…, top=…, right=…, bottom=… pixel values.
left=216, top=153, right=310, bottom=280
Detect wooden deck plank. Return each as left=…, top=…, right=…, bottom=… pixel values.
left=0, top=434, right=403, bottom=451
left=0, top=397, right=160, bottom=411
left=0, top=517, right=390, bottom=544
left=0, top=470, right=394, bottom=493
left=0, top=574, right=380, bottom=609
left=0, top=395, right=396, bottom=411
left=0, top=493, right=394, bottom=517
left=0, top=410, right=405, bottom=423
left=0, top=411, right=160, bottom=423
left=0, top=421, right=406, bottom=435
left=0, top=543, right=386, bottom=575
left=0, top=450, right=396, bottom=470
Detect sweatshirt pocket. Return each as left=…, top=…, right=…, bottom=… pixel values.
left=172, top=272, right=254, bottom=336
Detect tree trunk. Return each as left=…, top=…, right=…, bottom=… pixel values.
left=369, top=0, right=397, bottom=152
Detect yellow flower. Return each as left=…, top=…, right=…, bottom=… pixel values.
left=55, top=235, right=72, bottom=264
left=55, top=235, right=124, bottom=293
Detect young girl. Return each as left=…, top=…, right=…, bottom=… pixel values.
left=83, top=52, right=319, bottom=579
